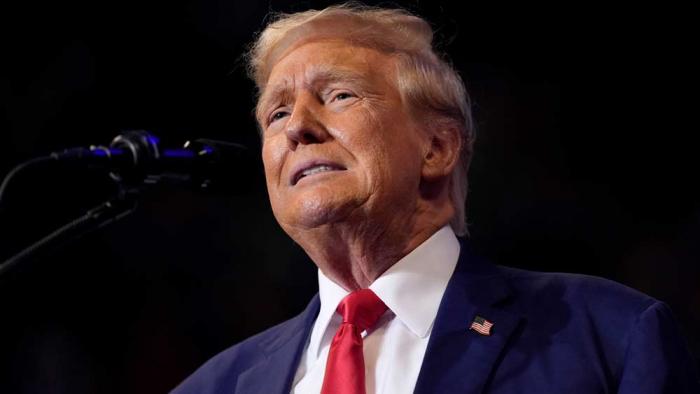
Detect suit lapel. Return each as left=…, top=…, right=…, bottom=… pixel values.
left=235, top=295, right=320, bottom=394
left=414, top=243, right=522, bottom=394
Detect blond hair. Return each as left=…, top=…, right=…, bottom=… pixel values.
left=247, top=3, right=475, bottom=236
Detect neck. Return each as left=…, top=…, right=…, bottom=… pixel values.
left=289, top=200, right=454, bottom=290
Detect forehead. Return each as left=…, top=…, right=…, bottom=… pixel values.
left=261, top=39, right=396, bottom=99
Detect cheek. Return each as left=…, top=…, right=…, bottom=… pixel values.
left=364, top=133, right=424, bottom=195
left=261, top=137, right=286, bottom=179
left=352, top=143, right=392, bottom=197
left=362, top=156, right=396, bottom=197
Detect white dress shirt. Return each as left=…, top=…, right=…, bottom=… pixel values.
left=291, top=226, right=461, bottom=394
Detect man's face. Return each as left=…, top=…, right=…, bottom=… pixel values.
left=259, top=39, right=428, bottom=233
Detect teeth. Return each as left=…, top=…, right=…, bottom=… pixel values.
left=301, top=165, right=337, bottom=177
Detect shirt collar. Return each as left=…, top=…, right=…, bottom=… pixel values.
left=309, top=226, right=461, bottom=357
left=308, top=264, right=350, bottom=359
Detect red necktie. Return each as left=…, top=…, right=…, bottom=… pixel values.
left=321, top=289, right=388, bottom=394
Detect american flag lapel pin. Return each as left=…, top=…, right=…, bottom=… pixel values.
left=469, top=315, right=494, bottom=336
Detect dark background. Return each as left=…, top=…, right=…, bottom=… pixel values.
left=1, top=1, right=697, bottom=393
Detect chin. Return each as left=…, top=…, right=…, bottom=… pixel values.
left=278, top=194, right=360, bottom=231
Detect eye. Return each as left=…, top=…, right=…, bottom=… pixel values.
left=269, top=110, right=289, bottom=124
left=331, top=91, right=355, bottom=102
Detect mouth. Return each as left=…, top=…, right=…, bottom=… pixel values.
left=291, top=161, right=346, bottom=185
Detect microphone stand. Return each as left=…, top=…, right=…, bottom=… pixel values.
left=0, top=131, right=250, bottom=278
left=0, top=184, right=139, bottom=277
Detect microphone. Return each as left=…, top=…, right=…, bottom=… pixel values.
left=0, top=131, right=253, bottom=275
left=50, top=130, right=253, bottom=188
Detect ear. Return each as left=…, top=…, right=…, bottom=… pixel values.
left=421, top=123, right=463, bottom=181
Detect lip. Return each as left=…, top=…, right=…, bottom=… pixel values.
left=290, top=160, right=346, bottom=185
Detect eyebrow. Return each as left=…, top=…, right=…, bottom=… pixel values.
left=256, top=66, right=369, bottom=123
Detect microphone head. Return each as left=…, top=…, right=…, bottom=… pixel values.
left=108, top=130, right=161, bottom=184
left=51, top=130, right=260, bottom=192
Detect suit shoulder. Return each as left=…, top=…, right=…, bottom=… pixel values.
left=497, top=266, right=657, bottom=318
left=492, top=266, right=699, bottom=390
left=170, top=301, right=317, bottom=394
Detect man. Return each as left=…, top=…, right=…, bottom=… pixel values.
left=172, top=4, right=699, bottom=393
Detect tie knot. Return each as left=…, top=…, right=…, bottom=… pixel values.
left=337, top=289, right=387, bottom=331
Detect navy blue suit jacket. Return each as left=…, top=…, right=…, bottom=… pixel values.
left=172, top=243, right=699, bottom=393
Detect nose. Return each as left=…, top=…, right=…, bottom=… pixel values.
left=285, top=95, right=330, bottom=150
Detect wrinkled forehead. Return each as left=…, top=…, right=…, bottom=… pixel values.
left=263, top=61, right=366, bottom=99
left=265, top=40, right=382, bottom=87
